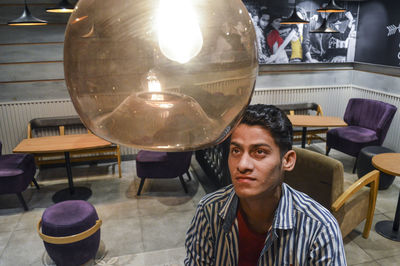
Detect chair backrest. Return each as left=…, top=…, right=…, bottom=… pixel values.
left=343, top=98, right=397, bottom=144
left=284, top=147, right=344, bottom=210
left=28, top=116, right=86, bottom=138
left=276, top=102, right=320, bottom=115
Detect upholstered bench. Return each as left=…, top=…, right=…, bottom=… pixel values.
left=28, top=115, right=121, bottom=177
left=38, top=200, right=102, bottom=266
left=357, top=146, right=395, bottom=190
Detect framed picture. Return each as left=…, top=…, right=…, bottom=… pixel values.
left=242, top=0, right=359, bottom=64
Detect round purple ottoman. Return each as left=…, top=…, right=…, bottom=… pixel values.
left=38, top=200, right=102, bottom=266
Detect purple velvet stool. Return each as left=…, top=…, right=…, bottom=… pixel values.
left=38, top=200, right=102, bottom=266
left=136, top=151, right=192, bottom=195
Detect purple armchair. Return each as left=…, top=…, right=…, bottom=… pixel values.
left=326, top=98, right=397, bottom=172
left=135, top=150, right=192, bottom=195
left=0, top=141, right=40, bottom=210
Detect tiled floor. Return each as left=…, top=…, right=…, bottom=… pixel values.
left=0, top=143, right=399, bottom=265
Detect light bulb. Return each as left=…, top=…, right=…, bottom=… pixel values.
left=156, top=0, right=203, bottom=64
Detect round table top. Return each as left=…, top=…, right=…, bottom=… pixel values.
left=372, top=153, right=400, bottom=176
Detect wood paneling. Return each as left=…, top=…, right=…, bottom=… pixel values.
left=0, top=43, right=63, bottom=63
left=0, top=1, right=72, bottom=102
left=0, top=81, right=68, bottom=101
left=0, top=62, right=64, bottom=82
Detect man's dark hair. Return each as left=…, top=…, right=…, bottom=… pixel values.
left=240, top=104, right=293, bottom=156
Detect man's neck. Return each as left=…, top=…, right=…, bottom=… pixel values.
left=238, top=184, right=282, bottom=234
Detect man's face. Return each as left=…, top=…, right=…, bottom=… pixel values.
left=228, top=124, right=287, bottom=200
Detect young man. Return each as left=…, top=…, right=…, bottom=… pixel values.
left=185, top=104, right=346, bottom=265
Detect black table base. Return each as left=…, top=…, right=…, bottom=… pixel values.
left=375, top=189, right=400, bottom=241
left=375, top=221, right=400, bottom=241
left=52, top=151, right=92, bottom=203
left=301, top=127, right=307, bottom=148
left=52, top=187, right=92, bottom=203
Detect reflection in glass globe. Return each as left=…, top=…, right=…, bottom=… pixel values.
left=64, top=0, right=258, bottom=151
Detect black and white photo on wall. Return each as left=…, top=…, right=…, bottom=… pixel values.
left=242, top=0, right=359, bottom=64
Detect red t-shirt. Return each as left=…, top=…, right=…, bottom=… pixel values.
left=237, top=209, right=268, bottom=266
left=267, top=29, right=284, bottom=52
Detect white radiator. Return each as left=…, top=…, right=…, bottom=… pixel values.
left=0, top=99, right=137, bottom=156
left=252, top=85, right=400, bottom=152
left=1, top=86, right=399, bottom=154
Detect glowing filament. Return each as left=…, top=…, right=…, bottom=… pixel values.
left=156, top=0, right=203, bottom=64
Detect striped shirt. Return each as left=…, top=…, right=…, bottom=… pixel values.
left=185, top=183, right=347, bottom=265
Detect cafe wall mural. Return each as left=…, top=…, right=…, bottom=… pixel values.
left=242, top=0, right=360, bottom=64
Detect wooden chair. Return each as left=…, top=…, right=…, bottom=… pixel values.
left=28, top=116, right=122, bottom=178
left=285, top=147, right=379, bottom=238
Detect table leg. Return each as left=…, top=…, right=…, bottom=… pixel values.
left=52, top=152, right=92, bottom=203
left=375, top=189, right=400, bottom=241
left=65, top=152, right=75, bottom=194
left=301, top=127, right=307, bottom=148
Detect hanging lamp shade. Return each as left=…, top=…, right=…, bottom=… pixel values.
left=8, top=1, right=48, bottom=26
left=63, top=0, right=258, bottom=151
left=281, top=4, right=309, bottom=25
left=46, top=0, right=74, bottom=13
left=317, top=0, right=346, bottom=13
left=309, top=17, right=339, bottom=33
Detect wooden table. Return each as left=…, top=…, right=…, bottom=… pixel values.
left=287, top=115, right=347, bottom=148
left=14, top=134, right=112, bottom=203
left=372, top=153, right=400, bottom=241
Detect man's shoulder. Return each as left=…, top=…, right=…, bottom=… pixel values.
left=198, top=185, right=235, bottom=207
left=284, top=184, right=340, bottom=230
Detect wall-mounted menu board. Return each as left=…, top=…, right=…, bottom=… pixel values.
left=355, top=0, right=400, bottom=67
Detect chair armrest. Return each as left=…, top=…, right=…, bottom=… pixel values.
left=332, top=170, right=379, bottom=211
left=331, top=170, right=379, bottom=239
left=317, top=104, right=324, bottom=116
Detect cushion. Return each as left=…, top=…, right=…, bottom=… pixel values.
left=327, top=126, right=380, bottom=157
left=136, top=151, right=168, bottom=162
left=0, top=168, right=24, bottom=177
left=329, top=126, right=378, bottom=143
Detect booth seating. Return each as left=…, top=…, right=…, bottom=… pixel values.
left=326, top=98, right=397, bottom=173
left=0, top=140, right=40, bottom=210
left=37, top=200, right=102, bottom=266
left=28, top=116, right=122, bottom=178
left=357, top=146, right=395, bottom=190
left=285, top=147, right=379, bottom=239
left=136, top=150, right=192, bottom=195
left=276, top=102, right=328, bottom=144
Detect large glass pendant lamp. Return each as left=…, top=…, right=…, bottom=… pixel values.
left=8, top=0, right=48, bottom=26
left=64, top=0, right=258, bottom=151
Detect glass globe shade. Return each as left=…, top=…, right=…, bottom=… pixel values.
left=64, top=0, right=258, bottom=151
